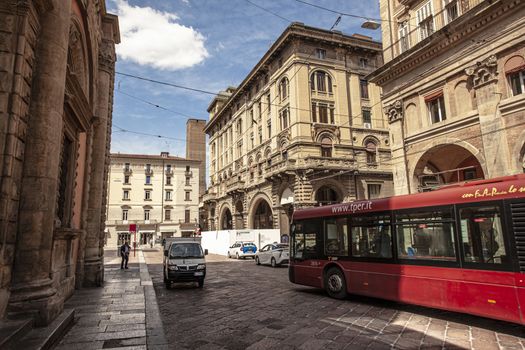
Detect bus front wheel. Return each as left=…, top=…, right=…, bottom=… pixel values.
left=325, top=267, right=347, bottom=299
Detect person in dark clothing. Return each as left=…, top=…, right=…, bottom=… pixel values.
left=120, top=241, right=130, bottom=269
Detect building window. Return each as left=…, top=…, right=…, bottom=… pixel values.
left=165, top=209, right=171, bottom=221
left=360, top=79, right=369, bottom=99
left=124, top=162, right=131, bottom=171
left=279, top=108, right=290, bottom=130
left=321, top=137, right=332, bottom=157
left=362, top=109, right=372, bottom=128
left=310, top=71, right=332, bottom=93
left=145, top=163, right=152, bottom=172
left=279, top=78, right=289, bottom=100
left=316, top=48, right=326, bottom=59
left=144, top=209, right=150, bottom=221
left=166, top=164, right=172, bottom=172
left=267, top=120, right=271, bottom=138
left=444, top=0, right=460, bottom=24
left=417, top=1, right=434, bottom=40
left=258, top=126, right=263, bottom=144
left=185, top=176, right=190, bottom=186
left=123, top=190, right=130, bottom=200
left=122, top=209, right=128, bottom=221
left=258, top=101, right=262, bottom=120
left=506, top=56, right=525, bottom=96
left=398, top=21, right=410, bottom=53
left=124, top=175, right=130, bottom=184
left=237, top=142, right=242, bottom=158
left=166, top=176, right=171, bottom=185
left=185, top=209, right=191, bottom=223
left=367, top=184, right=381, bottom=199
left=250, top=132, right=254, bottom=148
left=145, top=190, right=151, bottom=200
left=359, top=58, right=368, bottom=68
left=266, top=94, right=271, bottom=115
left=258, top=163, right=263, bottom=177
left=185, top=191, right=191, bottom=201
left=312, top=102, right=334, bottom=124
left=145, top=175, right=151, bottom=184
left=366, top=141, right=377, bottom=164
left=426, top=93, right=446, bottom=124
left=237, top=118, right=243, bottom=134
left=165, top=191, right=172, bottom=201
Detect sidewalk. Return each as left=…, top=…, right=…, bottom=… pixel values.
left=54, top=248, right=168, bottom=350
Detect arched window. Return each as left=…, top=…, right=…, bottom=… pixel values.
left=315, top=186, right=340, bottom=206
left=253, top=200, right=273, bottom=229
left=279, top=78, right=289, bottom=100
left=321, top=136, right=332, bottom=157
left=505, top=56, right=525, bottom=96
left=366, top=140, right=377, bottom=164
left=310, top=71, right=333, bottom=93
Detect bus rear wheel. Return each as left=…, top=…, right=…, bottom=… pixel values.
left=325, top=267, right=347, bottom=299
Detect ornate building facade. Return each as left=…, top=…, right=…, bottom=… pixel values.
left=0, top=0, right=119, bottom=325
left=105, top=152, right=201, bottom=248
left=202, top=23, right=394, bottom=234
left=368, top=0, right=525, bottom=194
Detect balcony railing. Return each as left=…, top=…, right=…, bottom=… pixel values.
left=165, top=168, right=174, bottom=175
left=145, top=167, right=153, bottom=175
left=123, top=167, right=132, bottom=174
left=392, top=0, right=483, bottom=59
left=107, top=219, right=159, bottom=226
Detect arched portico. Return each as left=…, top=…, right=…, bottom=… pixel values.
left=219, top=204, right=233, bottom=230
left=312, top=181, right=344, bottom=206
left=248, top=193, right=274, bottom=229
left=412, top=142, right=485, bottom=191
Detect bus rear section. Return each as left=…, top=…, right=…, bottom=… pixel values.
left=289, top=174, right=525, bottom=325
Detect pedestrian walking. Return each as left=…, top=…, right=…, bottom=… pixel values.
left=120, top=241, right=130, bottom=269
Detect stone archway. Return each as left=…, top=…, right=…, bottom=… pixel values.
left=314, top=185, right=343, bottom=206
left=413, top=143, right=485, bottom=191
left=220, top=206, right=233, bottom=230
left=250, top=199, right=274, bottom=229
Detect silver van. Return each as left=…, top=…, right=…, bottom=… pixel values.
left=163, top=237, right=208, bottom=289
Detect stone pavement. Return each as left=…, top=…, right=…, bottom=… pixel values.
left=143, top=249, right=525, bottom=350
left=54, top=248, right=167, bottom=350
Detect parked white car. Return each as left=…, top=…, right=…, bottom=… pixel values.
left=255, top=243, right=289, bottom=267
left=227, top=241, right=257, bottom=259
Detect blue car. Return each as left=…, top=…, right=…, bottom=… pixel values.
left=227, top=241, right=257, bottom=259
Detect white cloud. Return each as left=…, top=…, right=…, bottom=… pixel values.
left=114, top=0, right=208, bottom=70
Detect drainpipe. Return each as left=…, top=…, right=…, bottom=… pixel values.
left=400, top=100, right=411, bottom=194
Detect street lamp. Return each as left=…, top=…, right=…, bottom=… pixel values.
left=361, top=20, right=380, bottom=30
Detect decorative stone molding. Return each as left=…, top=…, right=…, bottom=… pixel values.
left=385, top=100, right=403, bottom=124
left=277, top=129, right=291, bottom=150
left=310, top=123, right=340, bottom=143
left=465, top=55, right=498, bottom=89
left=98, top=39, right=115, bottom=73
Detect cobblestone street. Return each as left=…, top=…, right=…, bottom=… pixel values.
left=143, top=249, right=525, bottom=350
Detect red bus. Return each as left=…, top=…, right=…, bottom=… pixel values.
left=289, top=174, right=525, bottom=324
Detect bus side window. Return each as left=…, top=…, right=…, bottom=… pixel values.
left=459, top=205, right=508, bottom=266
left=325, top=218, right=349, bottom=256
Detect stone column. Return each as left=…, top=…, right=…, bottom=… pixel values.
left=8, top=0, right=71, bottom=326
left=465, top=55, right=511, bottom=178
left=384, top=100, right=410, bottom=195
left=83, top=38, right=115, bottom=286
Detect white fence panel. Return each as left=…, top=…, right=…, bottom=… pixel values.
left=201, top=229, right=282, bottom=256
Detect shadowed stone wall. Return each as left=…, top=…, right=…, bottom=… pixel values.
left=0, top=0, right=119, bottom=326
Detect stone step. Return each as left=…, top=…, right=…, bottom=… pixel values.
left=0, top=319, right=32, bottom=350
left=6, top=309, right=75, bottom=350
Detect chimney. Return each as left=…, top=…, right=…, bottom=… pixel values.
left=160, top=152, right=169, bottom=158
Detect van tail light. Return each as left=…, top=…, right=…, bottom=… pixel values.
left=240, top=247, right=243, bottom=251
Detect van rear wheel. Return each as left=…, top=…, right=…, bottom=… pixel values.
left=325, top=267, right=347, bottom=299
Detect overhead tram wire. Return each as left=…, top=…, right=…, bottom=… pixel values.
left=244, top=0, right=293, bottom=23
left=115, top=72, right=217, bottom=96
left=116, top=89, right=205, bottom=120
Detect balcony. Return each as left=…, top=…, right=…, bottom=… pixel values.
left=107, top=219, right=159, bottom=226
left=202, top=191, right=217, bottom=203
left=165, top=167, right=174, bottom=175
left=226, top=178, right=245, bottom=194
left=123, top=167, right=132, bottom=175
left=145, top=167, right=153, bottom=175
left=185, top=170, right=193, bottom=177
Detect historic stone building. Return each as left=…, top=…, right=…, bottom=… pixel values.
left=105, top=152, right=201, bottom=248
left=202, top=23, right=394, bottom=235
left=368, top=0, right=525, bottom=194
left=0, top=0, right=119, bottom=325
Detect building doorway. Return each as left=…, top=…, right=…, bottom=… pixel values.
left=221, top=208, right=233, bottom=230
left=252, top=200, right=273, bottom=229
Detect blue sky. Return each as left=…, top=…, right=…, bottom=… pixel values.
left=108, top=0, right=381, bottom=158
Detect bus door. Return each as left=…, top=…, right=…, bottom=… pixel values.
left=290, top=219, right=324, bottom=288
